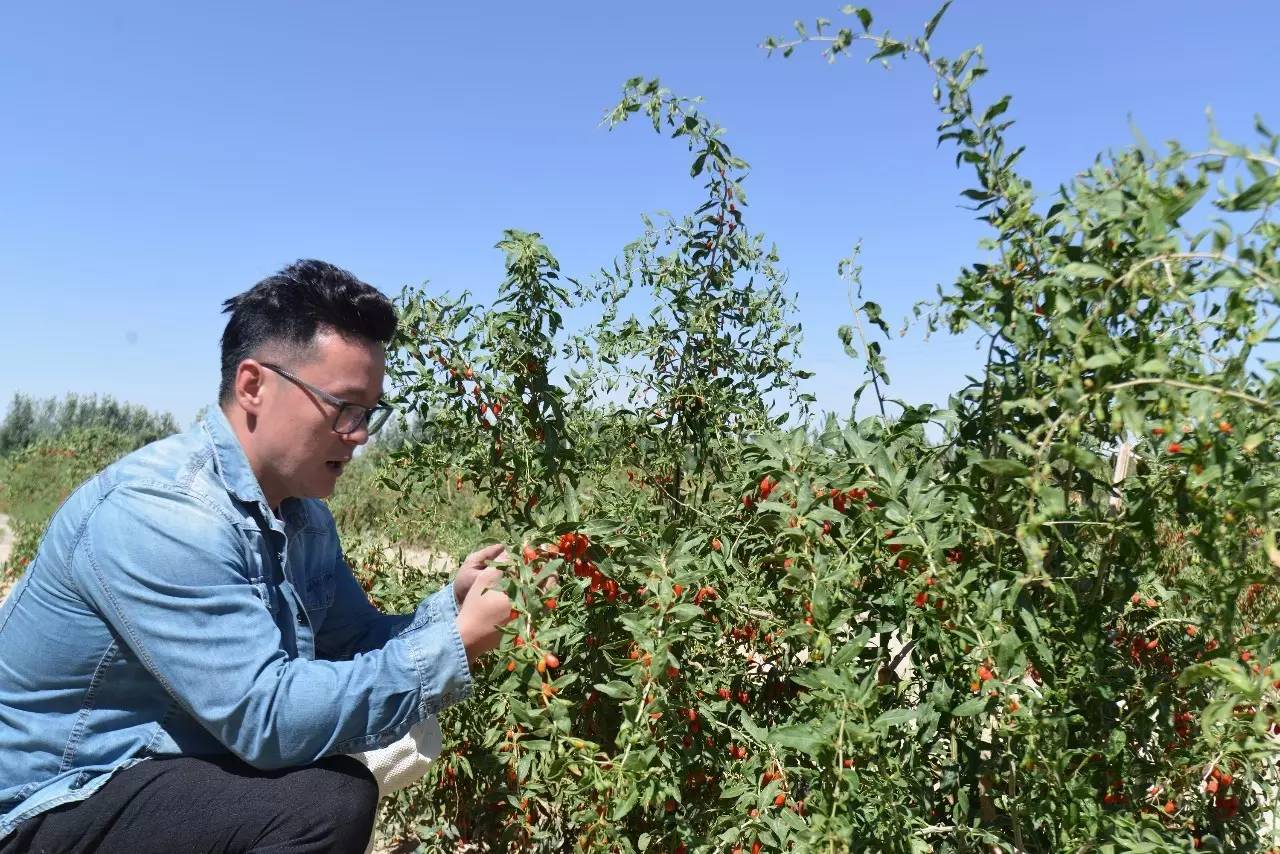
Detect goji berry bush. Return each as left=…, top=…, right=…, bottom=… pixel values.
left=360, top=6, right=1280, bottom=851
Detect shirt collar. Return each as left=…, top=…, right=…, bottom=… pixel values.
left=202, top=407, right=306, bottom=529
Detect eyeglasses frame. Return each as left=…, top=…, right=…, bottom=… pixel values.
left=258, top=362, right=392, bottom=436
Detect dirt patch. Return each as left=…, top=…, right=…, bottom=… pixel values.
left=397, top=545, right=457, bottom=575
left=0, top=513, right=13, bottom=604
left=0, top=513, right=11, bottom=566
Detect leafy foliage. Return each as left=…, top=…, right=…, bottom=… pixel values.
left=0, top=427, right=146, bottom=580
left=0, top=397, right=178, bottom=583
left=0, top=392, right=177, bottom=457
left=366, top=5, right=1280, bottom=852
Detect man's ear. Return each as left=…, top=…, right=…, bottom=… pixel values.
left=234, top=359, right=268, bottom=416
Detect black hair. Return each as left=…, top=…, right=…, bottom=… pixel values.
left=218, top=259, right=397, bottom=404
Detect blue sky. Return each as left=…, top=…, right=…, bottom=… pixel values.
left=1, top=2, right=1276, bottom=427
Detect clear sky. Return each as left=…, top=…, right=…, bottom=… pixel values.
left=1, top=2, right=1276, bottom=427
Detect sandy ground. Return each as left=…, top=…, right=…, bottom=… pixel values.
left=0, top=513, right=13, bottom=603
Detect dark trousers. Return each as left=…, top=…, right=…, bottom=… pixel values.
left=0, top=754, right=379, bottom=854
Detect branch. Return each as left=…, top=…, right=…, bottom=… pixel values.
left=1105, top=378, right=1271, bottom=409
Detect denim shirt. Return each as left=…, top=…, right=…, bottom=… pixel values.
left=0, top=408, right=472, bottom=839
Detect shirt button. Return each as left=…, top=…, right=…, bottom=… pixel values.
left=297, top=612, right=305, bottom=625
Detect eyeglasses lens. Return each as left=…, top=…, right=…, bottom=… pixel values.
left=335, top=406, right=390, bottom=435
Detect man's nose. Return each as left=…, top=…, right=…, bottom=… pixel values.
left=343, top=423, right=371, bottom=446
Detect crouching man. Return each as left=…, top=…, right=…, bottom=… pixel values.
left=0, top=260, right=512, bottom=852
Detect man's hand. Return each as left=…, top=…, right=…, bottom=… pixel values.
left=455, top=567, right=513, bottom=663
left=452, top=543, right=509, bottom=606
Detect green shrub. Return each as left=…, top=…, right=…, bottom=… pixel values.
left=0, top=427, right=155, bottom=583
left=327, top=444, right=487, bottom=556
left=1, top=518, right=42, bottom=582
left=364, top=5, right=1280, bottom=851
left=0, top=427, right=141, bottom=525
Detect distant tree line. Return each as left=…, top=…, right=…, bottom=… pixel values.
left=0, top=393, right=179, bottom=457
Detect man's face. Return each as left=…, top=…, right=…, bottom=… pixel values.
left=251, top=329, right=385, bottom=504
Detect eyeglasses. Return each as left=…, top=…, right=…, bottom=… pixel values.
left=260, top=362, right=392, bottom=436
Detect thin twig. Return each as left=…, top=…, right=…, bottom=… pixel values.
left=1105, top=378, right=1271, bottom=409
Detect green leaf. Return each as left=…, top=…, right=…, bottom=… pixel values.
left=1018, top=607, right=1042, bottom=642
left=1050, top=443, right=1109, bottom=477
left=975, top=458, right=1031, bottom=477
left=611, top=791, right=639, bottom=821
left=923, top=2, right=951, bottom=40
left=870, top=40, right=906, bottom=61
left=838, top=324, right=858, bottom=359
left=739, top=712, right=769, bottom=743
left=981, top=95, right=1011, bottom=125
left=873, top=708, right=918, bottom=729
left=1219, top=174, right=1280, bottom=211
left=1061, top=262, right=1113, bottom=281
left=1082, top=351, right=1122, bottom=369
left=1135, top=358, right=1168, bottom=374
left=842, top=5, right=873, bottom=29
left=667, top=603, right=704, bottom=623
left=768, top=724, right=825, bottom=753
left=952, top=696, right=988, bottom=716
left=1178, top=659, right=1261, bottom=699
left=593, top=680, right=636, bottom=700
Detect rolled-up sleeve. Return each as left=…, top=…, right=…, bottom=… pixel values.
left=73, top=484, right=472, bottom=769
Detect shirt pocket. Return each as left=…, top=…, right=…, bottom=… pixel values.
left=289, top=528, right=336, bottom=614
left=297, top=567, right=335, bottom=612
left=285, top=527, right=335, bottom=635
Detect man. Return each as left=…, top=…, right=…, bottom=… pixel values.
left=0, top=260, right=513, bottom=852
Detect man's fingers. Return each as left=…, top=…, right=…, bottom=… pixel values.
left=462, top=542, right=510, bottom=571
left=464, top=566, right=506, bottom=597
